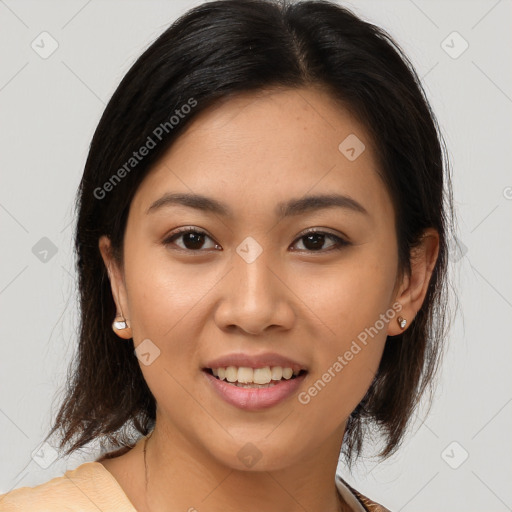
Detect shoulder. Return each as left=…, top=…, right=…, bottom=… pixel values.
left=336, top=474, right=392, bottom=512
left=0, top=461, right=134, bottom=512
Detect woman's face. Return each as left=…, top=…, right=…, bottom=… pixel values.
left=101, top=86, right=408, bottom=470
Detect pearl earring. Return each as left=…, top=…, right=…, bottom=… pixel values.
left=112, top=316, right=128, bottom=331
left=397, top=316, right=407, bottom=329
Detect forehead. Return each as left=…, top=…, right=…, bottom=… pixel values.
left=131, top=87, right=394, bottom=227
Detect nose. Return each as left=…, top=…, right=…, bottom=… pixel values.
left=213, top=244, right=295, bottom=335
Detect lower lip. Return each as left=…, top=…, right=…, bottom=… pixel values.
left=203, top=370, right=307, bottom=411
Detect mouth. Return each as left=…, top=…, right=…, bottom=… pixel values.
left=202, top=366, right=308, bottom=388
left=202, top=365, right=308, bottom=410
left=203, top=366, right=307, bottom=388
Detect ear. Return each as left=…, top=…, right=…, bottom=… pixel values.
left=387, top=228, right=440, bottom=336
left=98, top=235, right=133, bottom=339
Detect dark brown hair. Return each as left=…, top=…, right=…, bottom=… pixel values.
left=46, top=0, right=455, bottom=467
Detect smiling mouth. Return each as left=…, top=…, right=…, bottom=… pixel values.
left=203, top=366, right=308, bottom=388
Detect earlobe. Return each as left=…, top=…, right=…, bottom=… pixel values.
left=387, top=228, right=440, bottom=337
left=397, top=316, right=407, bottom=329
left=111, top=314, right=132, bottom=339
left=98, top=236, right=133, bottom=340
left=387, top=305, right=409, bottom=337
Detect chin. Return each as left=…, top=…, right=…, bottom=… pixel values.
left=207, top=436, right=302, bottom=472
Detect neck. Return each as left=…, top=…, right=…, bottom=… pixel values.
left=140, top=423, right=352, bottom=512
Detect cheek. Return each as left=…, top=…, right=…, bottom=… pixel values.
left=292, top=247, right=396, bottom=414
left=122, top=243, right=215, bottom=403
left=123, top=238, right=216, bottom=341
left=294, top=244, right=397, bottom=341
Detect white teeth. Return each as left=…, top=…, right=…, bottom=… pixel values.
left=253, top=367, right=272, bottom=384
left=282, top=367, right=293, bottom=380
left=225, top=366, right=238, bottom=382
left=271, top=366, right=282, bottom=380
left=237, top=367, right=254, bottom=383
left=210, top=365, right=302, bottom=384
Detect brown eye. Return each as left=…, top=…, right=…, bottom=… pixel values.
left=291, top=230, right=349, bottom=252
left=164, top=228, right=221, bottom=251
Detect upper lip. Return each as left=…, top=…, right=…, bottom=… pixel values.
left=203, top=352, right=308, bottom=373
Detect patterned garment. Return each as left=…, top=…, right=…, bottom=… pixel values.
left=339, top=476, right=392, bottom=512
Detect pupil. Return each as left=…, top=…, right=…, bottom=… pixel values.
left=304, top=233, right=324, bottom=251
left=184, top=232, right=204, bottom=250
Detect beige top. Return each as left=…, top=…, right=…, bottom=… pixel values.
left=0, top=451, right=390, bottom=512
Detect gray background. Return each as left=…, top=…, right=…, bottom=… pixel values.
left=1, top=0, right=511, bottom=510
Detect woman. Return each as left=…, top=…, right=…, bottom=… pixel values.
left=0, top=0, right=453, bottom=510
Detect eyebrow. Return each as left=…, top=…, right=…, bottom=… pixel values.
left=146, top=192, right=369, bottom=218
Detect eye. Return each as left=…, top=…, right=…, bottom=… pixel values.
left=163, top=227, right=221, bottom=251
left=163, top=227, right=350, bottom=253
left=290, top=229, right=350, bottom=252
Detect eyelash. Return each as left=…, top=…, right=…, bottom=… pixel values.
left=162, top=227, right=350, bottom=253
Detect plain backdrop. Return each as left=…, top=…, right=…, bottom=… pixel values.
left=1, top=1, right=511, bottom=511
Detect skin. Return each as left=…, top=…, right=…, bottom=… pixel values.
left=99, top=86, right=439, bottom=512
